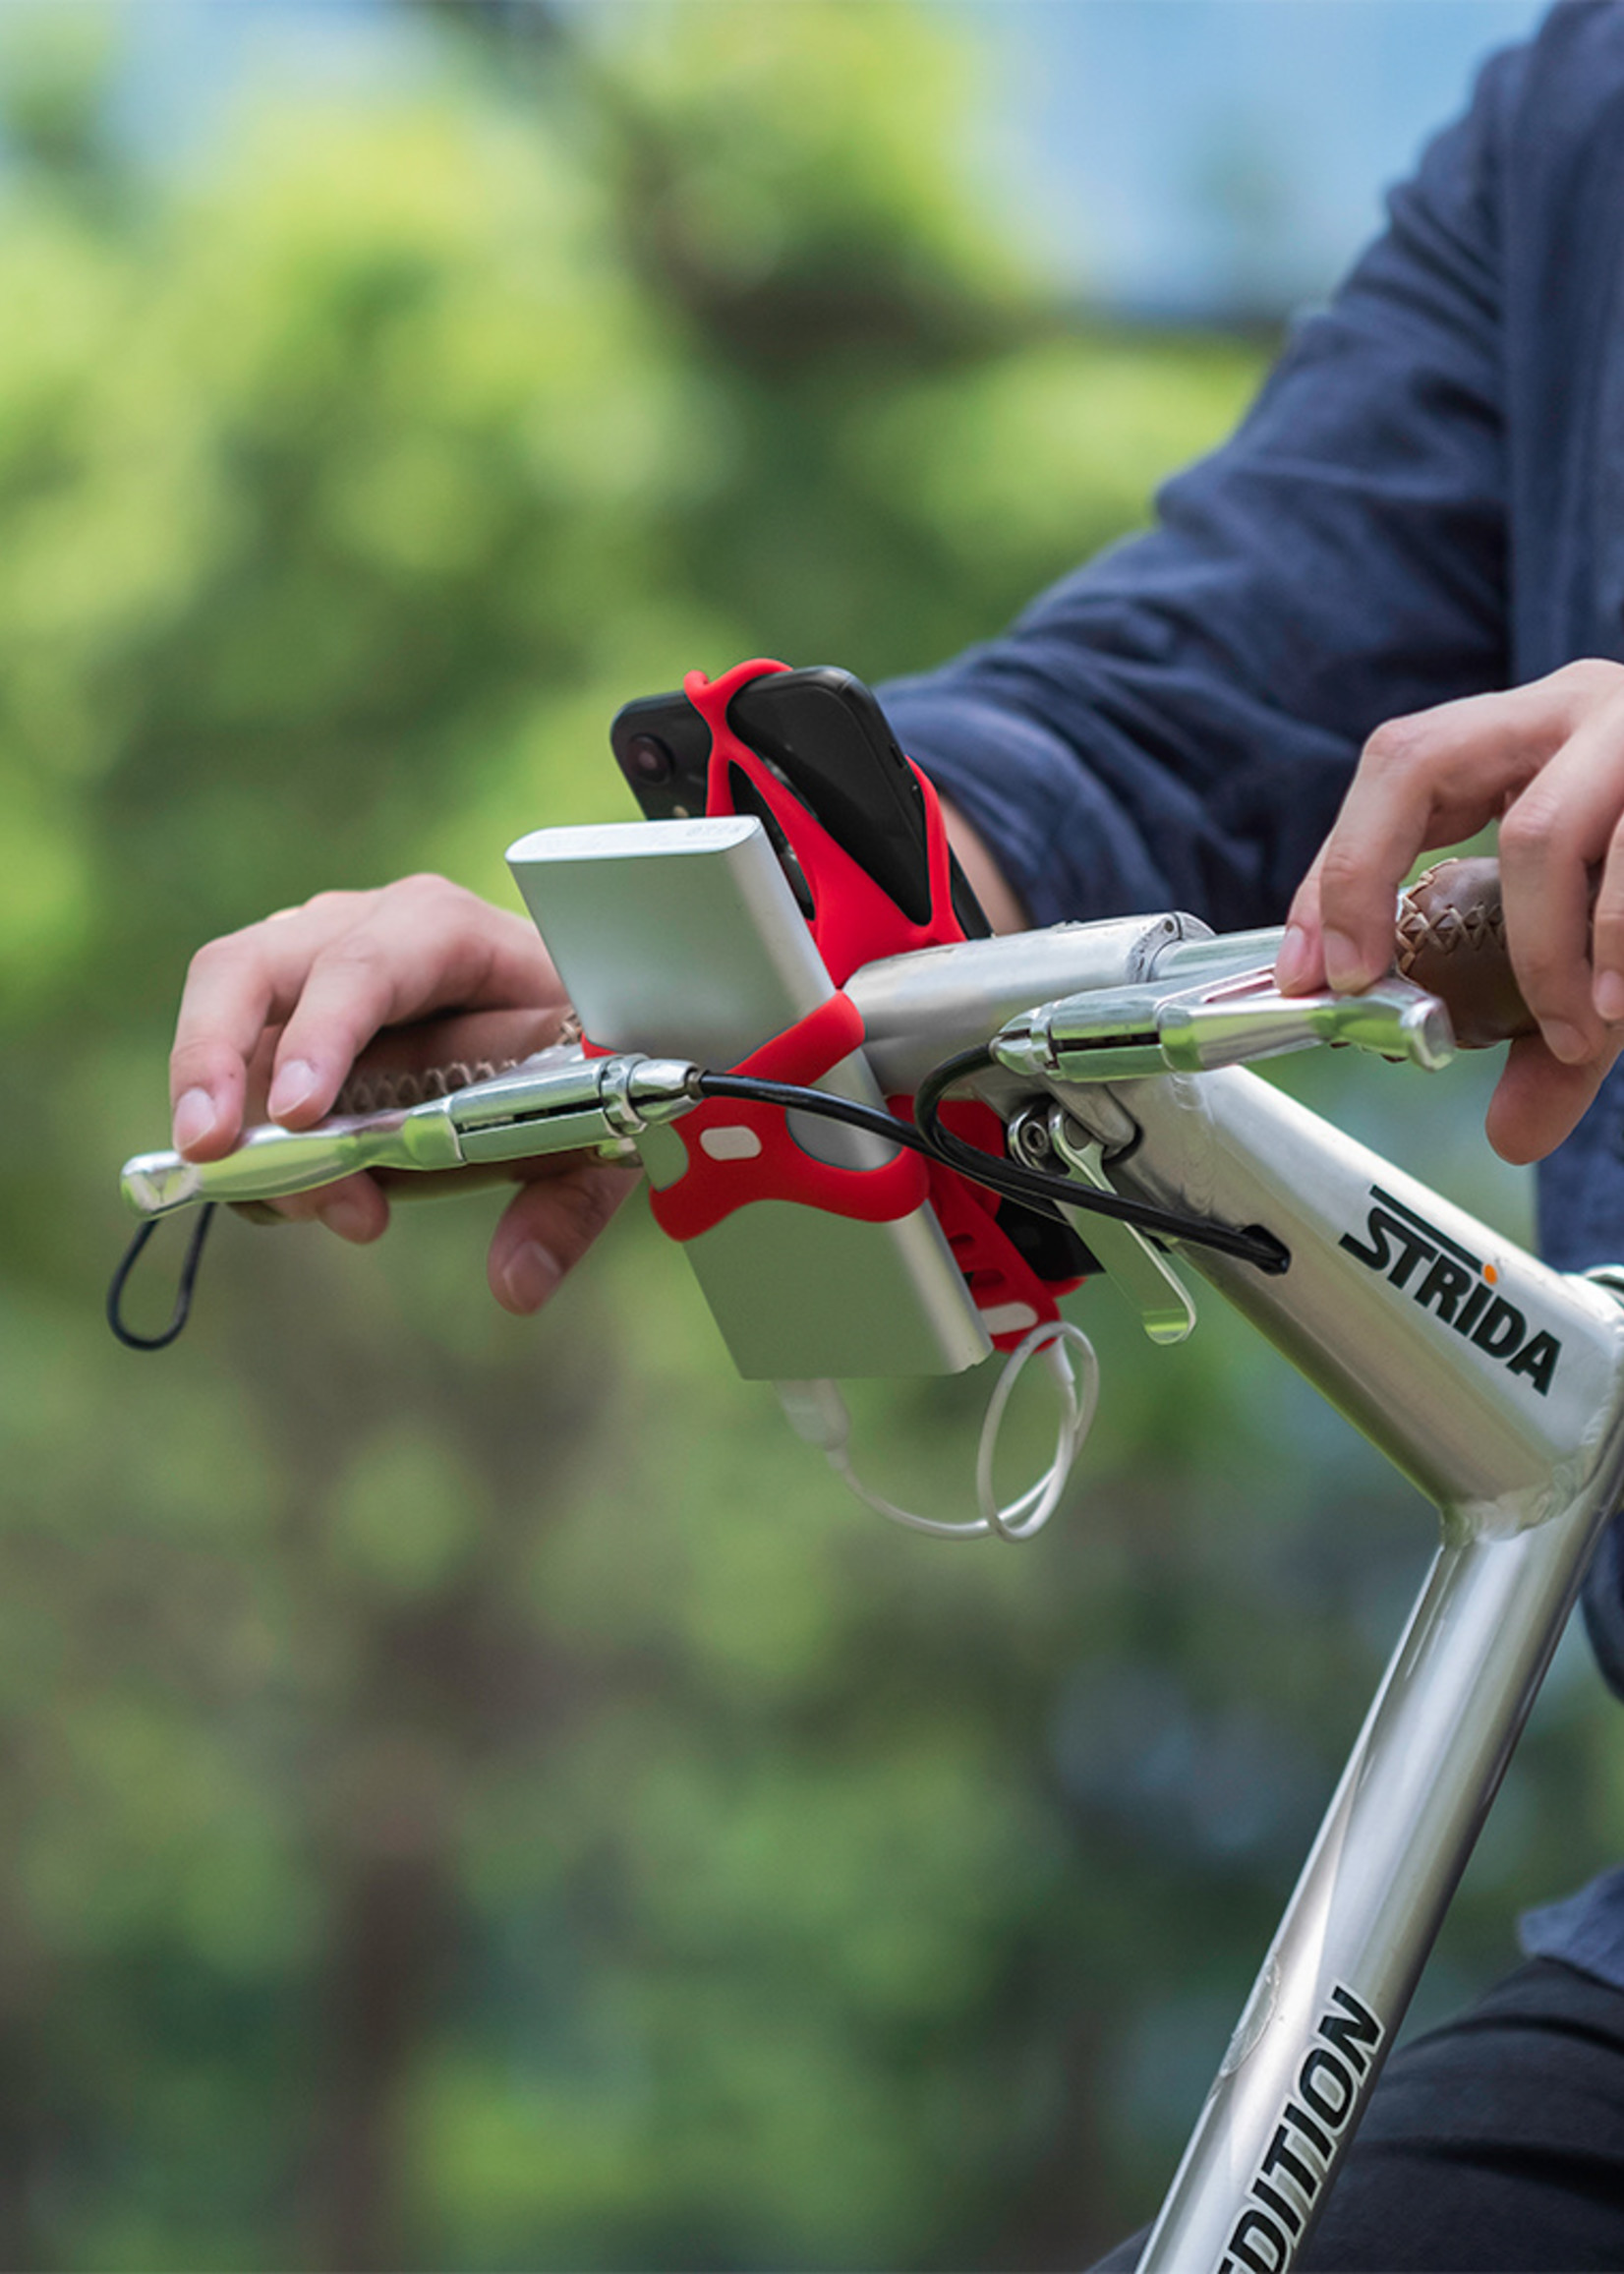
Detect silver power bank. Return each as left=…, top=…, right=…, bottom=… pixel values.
left=506, top=816, right=990, bottom=1380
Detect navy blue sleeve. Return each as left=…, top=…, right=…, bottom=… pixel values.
left=882, top=39, right=1525, bottom=932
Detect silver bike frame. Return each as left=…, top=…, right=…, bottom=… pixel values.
left=849, top=918, right=1624, bottom=2268
left=1073, top=1068, right=1624, bottom=2270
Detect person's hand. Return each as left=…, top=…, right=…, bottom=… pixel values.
left=1275, top=660, right=1624, bottom=1165
left=168, top=874, right=639, bottom=1312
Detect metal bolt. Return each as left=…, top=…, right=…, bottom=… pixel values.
left=1008, top=1109, right=1053, bottom=1169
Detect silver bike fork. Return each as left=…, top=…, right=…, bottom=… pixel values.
left=1051, top=1064, right=1624, bottom=2274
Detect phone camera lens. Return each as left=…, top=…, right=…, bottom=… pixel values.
left=625, top=734, right=674, bottom=785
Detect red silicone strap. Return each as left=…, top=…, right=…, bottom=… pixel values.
left=648, top=992, right=929, bottom=1244
left=686, top=660, right=962, bottom=988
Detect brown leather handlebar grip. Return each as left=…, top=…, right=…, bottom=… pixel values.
left=1394, top=857, right=1537, bottom=1049
left=331, top=1005, right=572, bottom=1116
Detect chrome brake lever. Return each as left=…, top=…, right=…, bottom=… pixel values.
left=992, top=964, right=1455, bottom=1083
left=119, top=1046, right=701, bottom=1219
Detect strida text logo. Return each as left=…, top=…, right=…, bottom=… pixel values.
left=1339, top=1186, right=1560, bottom=1395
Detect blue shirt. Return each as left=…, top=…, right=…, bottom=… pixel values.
left=883, top=0, right=1624, bottom=1989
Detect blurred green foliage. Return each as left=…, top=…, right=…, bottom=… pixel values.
left=0, top=4, right=1613, bottom=2269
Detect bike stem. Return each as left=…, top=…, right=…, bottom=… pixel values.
left=1053, top=1064, right=1624, bottom=2271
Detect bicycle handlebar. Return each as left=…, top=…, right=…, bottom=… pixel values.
left=115, top=852, right=1538, bottom=1224
left=120, top=1047, right=701, bottom=1218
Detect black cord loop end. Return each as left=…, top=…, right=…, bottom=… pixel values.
left=107, top=1204, right=218, bottom=1351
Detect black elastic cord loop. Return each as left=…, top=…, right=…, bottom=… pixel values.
left=107, top=1204, right=218, bottom=1350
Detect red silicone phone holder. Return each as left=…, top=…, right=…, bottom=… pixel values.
left=625, top=660, right=1082, bottom=1352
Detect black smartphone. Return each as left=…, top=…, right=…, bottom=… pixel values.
left=609, top=666, right=992, bottom=941
left=610, top=683, right=819, bottom=920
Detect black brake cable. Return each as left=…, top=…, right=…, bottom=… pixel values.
left=107, top=1203, right=218, bottom=1350
left=699, top=1049, right=1290, bottom=1275
left=696, top=1073, right=943, bottom=1159
left=916, top=1047, right=1288, bottom=1272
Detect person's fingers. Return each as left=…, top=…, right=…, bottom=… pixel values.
left=1277, top=739, right=1503, bottom=999
left=170, top=878, right=561, bottom=1154
left=267, top=879, right=557, bottom=1129
left=1540, top=680, right=1624, bottom=1035
left=1496, top=678, right=1624, bottom=1068
left=1484, top=1029, right=1618, bottom=1165
left=170, top=895, right=372, bottom=1155
left=1278, top=667, right=1615, bottom=997
left=263, top=1171, right=393, bottom=1245
left=336, top=1005, right=570, bottom=1108
left=1276, top=843, right=1331, bottom=993
left=486, top=1154, right=642, bottom=1315
left=1595, top=826, right=1624, bottom=1028
left=1298, top=697, right=1528, bottom=989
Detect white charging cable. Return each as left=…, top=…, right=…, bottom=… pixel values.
left=775, top=1318, right=1099, bottom=1543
